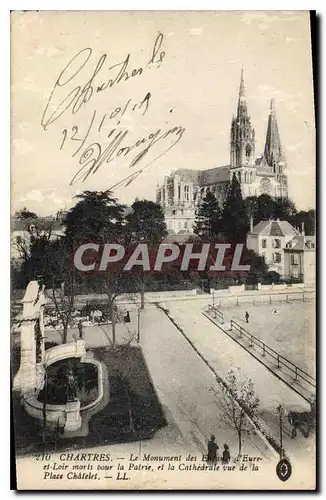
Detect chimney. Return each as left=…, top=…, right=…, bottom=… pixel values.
left=301, top=222, right=305, bottom=236
left=250, top=216, right=254, bottom=233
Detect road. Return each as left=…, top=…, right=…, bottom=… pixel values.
left=159, top=299, right=315, bottom=486
left=138, top=305, right=273, bottom=460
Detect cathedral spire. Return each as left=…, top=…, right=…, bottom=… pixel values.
left=237, top=67, right=247, bottom=117
left=264, top=98, right=283, bottom=167
left=230, top=68, right=255, bottom=168
left=239, top=67, right=245, bottom=98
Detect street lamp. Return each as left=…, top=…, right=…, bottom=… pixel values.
left=276, top=405, right=284, bottom=458
left=137, top=308, right=141, bottom=343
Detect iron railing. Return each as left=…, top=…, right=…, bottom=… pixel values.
left=230, top=319, right=316, bottom=389
left=207, top=304, right=224, bottom=324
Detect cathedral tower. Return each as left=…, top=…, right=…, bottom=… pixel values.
left=230, top=69, right=256, bottom=194
left=263, top=98, right=286, bottom=174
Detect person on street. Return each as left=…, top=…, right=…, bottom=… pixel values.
left=207, top=435, right=219, bottom=464
left=124, top=311, right=131, bottom=323
left=245, top=311, right=250, bottom=323
left=77, top=320, right=83, bottom=339
left=222, top=444, right=231, bottom=464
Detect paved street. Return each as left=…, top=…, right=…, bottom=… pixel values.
left=160, top=299, right=315, bottom=485
left=138, top=305, right=273, bottom=460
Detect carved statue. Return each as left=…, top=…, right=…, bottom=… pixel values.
left=66, top=369, right=78, bottom=402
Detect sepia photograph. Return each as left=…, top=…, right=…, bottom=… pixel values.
left=10, top=10, right=316, bottom=490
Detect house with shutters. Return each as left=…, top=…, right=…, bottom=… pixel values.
left=246, top=219, right=302, bottom=278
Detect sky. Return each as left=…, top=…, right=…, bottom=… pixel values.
left=11, top=10, right=316, bottom=216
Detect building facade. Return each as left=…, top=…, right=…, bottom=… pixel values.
left=246, top=219, right=303, bottom=278
left=157, top=70, right=288, bottom=234
left=11, top=215, right=65, bottom=260
left=284, top=234, right=316, bottom=286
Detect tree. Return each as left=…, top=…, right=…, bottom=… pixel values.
left=14, top=220, right=57, bottom=288
left=274, top=197, right=297, bottom=220
left=221, top=174, right=249, bottom=242
left=244, top=250, right=268, bottom=284
left=64, top=190, right=128, bottom=346
left=126, top=200, right=167, bottom=244
left=64, top=190, right=126, bottom=246
left=291, top=209, right=315, bottom=235
left=15, top=207, right=38, bottom=219
left=42, top=239, right=76, bottom=344
left=211, top=369, right=260, bottom=457
left=194, top=191, right=221, bottom=239
left=12, top=218, right=55, bottom=267
left=126, top=200, right=167, bottom=309
left=245, top=194, right=298, bottom=226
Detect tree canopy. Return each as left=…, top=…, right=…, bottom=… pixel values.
left=64, top=190, right=126, bottom=245
left=245, top=194, right=297, bottom=225
left=15, top=207, right=38, bottom=219
left=126, top=200, right=167, bottom=244
left=194, top=191, right=221, bottom=239
left=220, top=174, right=249, bottom=242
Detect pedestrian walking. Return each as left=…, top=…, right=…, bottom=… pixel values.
left=245, top=311, right=250, bottom=323
left=222, top=444, right=231, bottom=464
left=124, top=311, right=131, bottom=323
left=77, top=320, right=83, bottom=339
left=207, top=435, right=219, bottom=464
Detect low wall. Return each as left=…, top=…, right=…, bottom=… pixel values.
left=45, top=290, right=197, bottom=307
left=214, top=291, right=309, bottom=308
left=258, top=283, right=304, bottom=291
left=228, top=285, right=245, bottom=293
left=140, top=289, right=197, bottom=301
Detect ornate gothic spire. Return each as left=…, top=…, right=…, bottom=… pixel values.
left=237, top=67, right=247, bottom=117
left=230, top=68, right=255, bottom=168
left=264, top=98, right=283, bottom=167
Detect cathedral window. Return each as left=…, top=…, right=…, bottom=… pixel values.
left=178, top=185, right=181, bottom=200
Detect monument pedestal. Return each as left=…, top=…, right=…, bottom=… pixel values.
left=64, top=400, right=82, bottom=433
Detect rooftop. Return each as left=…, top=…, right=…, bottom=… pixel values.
left=171, top=165, right=230, bottom=186
left=250, top=220, right=300, bottom=237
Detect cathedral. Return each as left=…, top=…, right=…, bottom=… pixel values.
left=156, top=70, right=289, bottom=234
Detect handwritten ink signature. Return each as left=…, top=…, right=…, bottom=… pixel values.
left=41, top=32, right=186, bottom=189
left=41, top=33, right=165, bottom=130
left=69, top=123, right=185, bottom=186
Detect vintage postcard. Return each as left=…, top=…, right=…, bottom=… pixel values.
left=11, top=10, right=316, bottom=490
